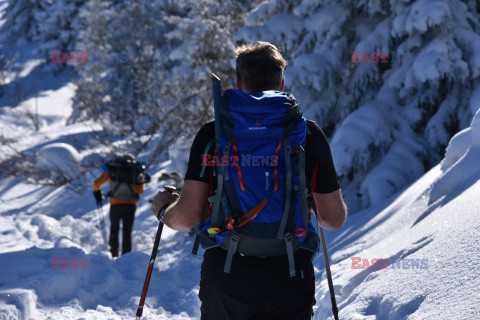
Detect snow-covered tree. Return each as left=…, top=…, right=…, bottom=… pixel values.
left=0, top=46, right=14, bottom=96
left=71, top=0, right=168, bottom=160
left=163, top=0, right=261, bottom=133
left=237, top=0, right=480, bottom=211
left=34, top=0, right=86, bottom=74
left=0, top=0, right=86, bottom=74
left=71, top=0, right=258, bottom=164
left=0, top=0, right=46, bottom=45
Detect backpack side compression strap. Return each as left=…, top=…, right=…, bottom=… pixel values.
left=297, top=145, right=309, bottom=229
left=278, top=94, right=304, bottom=277
left=277, top=140, right=293, bottom=239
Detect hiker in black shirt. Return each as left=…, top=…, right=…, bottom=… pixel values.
left=152, top=41, right=347, bottom=320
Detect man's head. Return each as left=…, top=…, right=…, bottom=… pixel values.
left=235, top=41, right=287, bottom=93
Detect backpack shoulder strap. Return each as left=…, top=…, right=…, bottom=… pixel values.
left=210, top=90, right=234, bottom=229
left=211, top=141, right=231, bottom=229
left=200, top=139, right=216, bottom=178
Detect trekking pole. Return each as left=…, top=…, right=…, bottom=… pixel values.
left=310, top=196, right=339, bottom=320
left=319, top=227, right=339, bottom=320
left=95, top=202, right=108, bottom=245
left=136, top=185, right=176, bottom=319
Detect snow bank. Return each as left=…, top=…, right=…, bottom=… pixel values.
left=36, top=143, right=81, bottom=181
left=312, top=105, right=480, bottom=319
left=0, top=241, right=200, bottom=319
left=430, top=107, right=480, bottom=202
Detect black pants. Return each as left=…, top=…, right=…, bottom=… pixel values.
left=199, top=247, right=315, bottom=320
left=109, top=203, right=136, bottom=256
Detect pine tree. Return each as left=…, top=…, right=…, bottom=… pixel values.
left=0, top=0, right=46, bottom=45
left=238, top=0, right=480, bottom=210
left=34, top=0, right=87, bottom=74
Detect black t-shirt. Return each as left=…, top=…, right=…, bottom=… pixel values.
left=185, top=120, right=340, bottom=194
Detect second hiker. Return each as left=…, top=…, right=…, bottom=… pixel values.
left=93, top=153, right=148, bottom=257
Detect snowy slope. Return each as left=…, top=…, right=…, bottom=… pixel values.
left=312, top=109, right=480, bottom=319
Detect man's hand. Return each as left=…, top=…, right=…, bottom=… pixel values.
left=93, top=190, right=103, bottom=204
left=151, top=191, right=179, bottom=218
left=159, top=180, right=209, bottom=231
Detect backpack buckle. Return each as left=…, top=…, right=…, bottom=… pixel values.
left=231, top=232, right=241, bottom=243
left=224, top=232, right=241, bottom=273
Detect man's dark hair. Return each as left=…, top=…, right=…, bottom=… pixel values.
left=117, top=153, right=135, bottom=163
left=235, top=41, right=287, bottom=93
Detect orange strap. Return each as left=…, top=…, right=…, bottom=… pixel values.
left=209, top=197, right=268, bottom=234
left=292, top=228, right=306, bottom=237
left=273, top=139, right=282, bottom=192
left=232, top=140, right=245, bottom=192
left=235, top=197, right=268, bottom=228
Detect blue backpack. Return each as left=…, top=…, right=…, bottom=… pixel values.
left=193, top=88, right=319, bottom=277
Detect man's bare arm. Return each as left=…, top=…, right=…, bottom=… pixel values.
left=313, top=189, right=347, bottom=230
left=152, top=180, right=209, bottom=231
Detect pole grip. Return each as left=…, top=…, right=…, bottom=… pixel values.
left=156, top=185, right=176, bottom=220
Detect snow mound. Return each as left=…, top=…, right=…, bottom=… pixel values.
left=430, top=107, right=480, bottom=202
left=36, top=143, right=81, bottom=181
